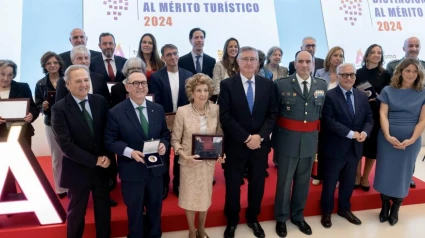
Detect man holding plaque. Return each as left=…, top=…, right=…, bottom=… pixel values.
left=51, top=65, right=111, bottom=238
left=105, top=70, right=170, bottom=238
left=272, top=51, right=327, bottom=237
left=219, top=46, right=278, bottom=238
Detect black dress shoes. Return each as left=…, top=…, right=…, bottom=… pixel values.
left=410, top=180, right=416, bottom=188
left=109, top=199, right=118, bottom=207
left=162, top=186, right=169, bottom=200
left=321, top=214, right=332, bottom=228
left=58, top=192, right=67, bottom=199
left=223, top=225, right=237, bottom=238
left=291, top=220, right=312, bottom=235
left=338, top=210, right=362, bottom=225
left=247, top=221, right=265, bottom=238
left=275, top=221, right=287, bottom=237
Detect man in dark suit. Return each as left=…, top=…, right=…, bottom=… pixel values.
left=219, top=46, right=278, bottom=238
left=288, top=37, right=324, bottom=76
left=150, top=44, right=192, bottom=199
left=51, top=65, right=111, bottom=238
left=105, top=71, right=170, bottom=238
left=90, top=32, right=127, bottom=83
left=272, top=51, right=328, bottom=237
left=320, top=63, right=373, bottom=228
left=178, top=28, right=216, bottom=78
left=56, top=45, right=110, bottom=103
left=59, top=28, right=102, bottom=70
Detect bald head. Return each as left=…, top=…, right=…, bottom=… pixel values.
left=69, top=28, right=87, bottom=47
left=403, top=37, right=421, bottom=59
left=295, top=50, right=313, bottom=79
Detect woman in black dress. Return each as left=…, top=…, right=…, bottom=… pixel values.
left=354, top=44, right=391, bottom=191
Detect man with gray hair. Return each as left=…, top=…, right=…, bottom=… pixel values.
left=320, top=63, right=373, bottom=228
left=272, top=50, right=327, bottom=237
left=55, top=45, right=110, bottom=104
left=59, top=28, right=102, bottom=70
left=288, top=37, right=324, bottom=76
left=220, top=46, right=278, bottom=238
left=51, top=64, right=111, bottom=238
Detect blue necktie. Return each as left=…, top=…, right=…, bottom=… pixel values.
left=247, top=80, right=254, bottom=114
left=345, top=91, right=355, bottom=116
left=195, top=55, right=201, bottom=73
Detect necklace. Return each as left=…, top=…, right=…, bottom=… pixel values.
left=192, top=103, right=208, bottom=115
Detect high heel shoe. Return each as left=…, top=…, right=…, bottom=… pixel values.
left=360, top=178, right=370, bottom=192
left=196, top=230, right=210, bottom=238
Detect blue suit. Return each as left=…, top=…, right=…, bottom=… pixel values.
left=105, top=98, right=170, bottom=238
left=320, top=86, right=373, bottom=214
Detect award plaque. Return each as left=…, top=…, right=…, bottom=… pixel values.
left=165, top=112, right=176, bottom=131
left=192, top=134, right=224, bottom=160
left=0, top=98, right=29, bottom=121
left=355, top=81, right=377, bottom=99
left=47, top=91, right=56, bottom=106
left=143, top=139, right=163, bottom=168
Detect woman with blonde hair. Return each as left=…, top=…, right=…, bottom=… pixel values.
left=171, top=73, right=224, bottom=238
left=374, top=58, right=425, bottom=226
left=315, top=46, right=345, bottom=90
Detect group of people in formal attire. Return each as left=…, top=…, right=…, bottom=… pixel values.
left=0, top=26, right=424, bottom=238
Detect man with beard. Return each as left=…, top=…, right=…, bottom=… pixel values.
left=90, top=32, right=127, bottom=83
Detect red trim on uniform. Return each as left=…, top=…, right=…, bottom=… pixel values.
left=276, top=117, right=320, bottom=132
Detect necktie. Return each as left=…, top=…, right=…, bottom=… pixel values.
left=302, top=81, right=309, bottom=98
left=79, top=100, right=94, bottom=135
left=195, top=55, right=202, bottom=73
left=106, top=59, right=115, bottom=82
left=246, top=80, right=254, bottom=114
left=345, top=91, right=355, bottom=116
left=136, top=106, right=149, bottom=137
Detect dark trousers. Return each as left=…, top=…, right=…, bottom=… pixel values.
left=67, top=176, right=111, bottom=238
left=122, top=174, right=163, bottom=238
left=320, top=145, right=359, bottom=215
left=224, top=152, right=268, bottom=225
left=0, top=131, right=31, bottom=201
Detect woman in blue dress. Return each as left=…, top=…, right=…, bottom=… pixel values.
left=374, top=58, right=425, bottom=226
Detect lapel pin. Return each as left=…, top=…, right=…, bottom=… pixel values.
left=293, top=92, right=297, bottom=96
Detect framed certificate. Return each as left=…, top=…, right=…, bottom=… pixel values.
left=165, top=112, right=176, bottom=131
left=143, top=139, right=163, bottom=168
left=0, top=98, right=29, bottom=121
left=192, top=134, right=224, bottom=160
left=47, top=91, right=56, bottom=106
left=146, top=93, right=155, bottom=102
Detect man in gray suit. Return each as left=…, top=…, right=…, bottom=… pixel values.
left=386, top=36, right=425, bottom=189
left=386, top=37, right=425, bottom=76
left=272, top=51, right=327, bottom=237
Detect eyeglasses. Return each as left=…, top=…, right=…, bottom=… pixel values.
left=165, top=52, right=179, bottom=58
left=305, top=44, right=316, bottom=48
left=127, top=81, right=148, bottom=88
left=0, top=72, right=13, bottom=79
left=46, top=62, right=60, bottom=66
left=240, top=57, right=258, bottom=63
left=339, top=73, right=356, bottom=79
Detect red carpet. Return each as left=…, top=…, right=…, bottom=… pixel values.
left=1, top=153, right=425, bottom=238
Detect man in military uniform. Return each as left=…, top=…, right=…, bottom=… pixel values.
left=386, top=36, right=424, bottom=189
left=272, top=51, right=327, bottom=237
left=386, top=37, right=425, bottom=76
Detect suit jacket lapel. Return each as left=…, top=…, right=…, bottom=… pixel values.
left=146, top=101, right=155, bottom=140
left=88, top=95, right=101, bottom=138
left=336, top=86, right=354, bottom=121
left=8, top=81, right=19, bottom=98
left=187, top=53, right=196, bottom=73
left=124, top=98, right=146, bottom=139
left=290, top=75, right=303, bottom=98
left=353, top=89, right=362, bottom=121
left=252, top=75, right=262, bottom=114
left=306, top=78, right=318, bottom=101
left=162, top=69, right=173, bottom=106
left=234, top=74, right=251, bottom=114
left=177, top=69, right=186, bottom=106
left=66, top=94, right=93, bottom=137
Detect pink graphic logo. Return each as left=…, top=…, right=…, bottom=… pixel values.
left=339, top=0, right=362, bottom=26
left=115, top=44, right=125, bottom=58
left=103, top=0, right=129, bottom=20
left=356, top=49, right=364, bottom=64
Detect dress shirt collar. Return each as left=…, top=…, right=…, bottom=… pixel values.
left=241, top=73, right=255, bottom=84
left=191, top=51, right=204, bottom=58
left=295, top=73, right=311, bottom=86
left=129, top=97, right=147, bottom=108
left=102, top=54, right=115, bottom=61
left=339, top=85, right=353, bottom=96
left=72, top=94, right=89, bottom=105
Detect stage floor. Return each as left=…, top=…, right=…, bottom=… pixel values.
left=1, top=155, right=425, bottom=238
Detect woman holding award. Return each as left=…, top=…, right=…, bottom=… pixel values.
left=0, top=59, right=39, bottom=201
left=171, top=73, right=224, bottom=238
left=354, top=44, right=391, bottom=191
